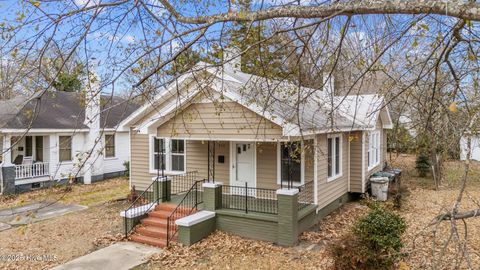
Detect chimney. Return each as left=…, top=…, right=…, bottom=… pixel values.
left=323, top=72, right=335, bottom=97
left=83, top=58, right=103, bottom=184
left=223, top=47, right=241, bottom=72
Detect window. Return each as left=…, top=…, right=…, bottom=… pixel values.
left=35, top=136, right=43, bottom=161
left=327, top=134, right=342, bottom=180
left=171, top=139, right=185, bottom=171
left=280, top=142, right=302, bottom=184
left=59, top=136, right=72, bottom=162
left=151, top=137, right=186, bottom=173
left=368, top=131, right=380, bottom=169
left=25, top=136, right=33, bottom=157
left=153, top=137, right=166, bottom=170
left=105, top=134, right=115, bottom=158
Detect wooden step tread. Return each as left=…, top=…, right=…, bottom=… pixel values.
left=130, top=234, right=167, bottom=248
left=141, top=217, right=168, bottom=227
left=136, top=226, right=173, bottom=238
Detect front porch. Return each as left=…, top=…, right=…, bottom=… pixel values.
left=122, top=171, right=316, bottom=247
left=1, top=134, right=53, bottom=185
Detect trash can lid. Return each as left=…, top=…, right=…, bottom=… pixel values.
left=370, top=177, right=389, bottom=183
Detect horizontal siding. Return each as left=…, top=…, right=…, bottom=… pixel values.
left=304, top=140, right=314, bottom=182
left=130, top=131, right=152, bottom=191
left=316, top=133, right=349, bottom=209
left=256, top=142, right=278, bottom=189
left=349, top=131, right=363, bottom=193
left=157, top=102, right=283, bottom=140
left=364, top=117, right=387, bottom=191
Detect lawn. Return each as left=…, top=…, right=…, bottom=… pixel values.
left=0, top=177, right=130, bottom=270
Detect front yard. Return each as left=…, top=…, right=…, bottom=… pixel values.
left=140, top=154, right=480, bottom=269
left=0, top=178, right=130, bottom=270
left=1, top=156, right=479, bottom=269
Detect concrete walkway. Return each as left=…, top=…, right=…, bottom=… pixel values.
left=51, top=242, right=161, bottom=270
left=0, top=202, right=87, bottom=226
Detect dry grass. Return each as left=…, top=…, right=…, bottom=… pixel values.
left=0, top=178, right=130, bottom=270
left=390, top=154, right=480, bottom=269
left=0, top=177, right=129, bottom=209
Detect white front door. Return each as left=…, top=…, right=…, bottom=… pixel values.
left=231, top=142, right=256, bottom=190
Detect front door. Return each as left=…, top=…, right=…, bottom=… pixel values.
left=231, top=142, right=255, bottom=194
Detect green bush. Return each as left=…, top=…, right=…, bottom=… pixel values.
left=415, top=153, right=430, bottom=177
left=333, top=206, right=406, bottom=270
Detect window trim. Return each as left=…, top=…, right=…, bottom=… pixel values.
left=59, top=135, right=72, bottom=162
left=276, top=141, right=305, bottom=186
left=367, top=130, right=381, bottom=170
left=104, top=134, right=116, bottom=158
left=327, top=134, right=343, bottom=182
left=149, top=136, right=187, bottom=174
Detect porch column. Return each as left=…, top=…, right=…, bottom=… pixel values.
left=152, top=176, right=171, bottom=202
left=2, top=134, right=12, bottom=165
left=203, top=182, right=222, bottom=211
left=276, top=188, right=299, bottom=246
left=1, top=134, right=15, bottom=195
left=49, top=135, right=58, bottom=180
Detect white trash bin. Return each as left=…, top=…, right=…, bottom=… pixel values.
left=370, top=177, right=389, bottom=201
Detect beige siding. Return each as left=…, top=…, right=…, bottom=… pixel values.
left=130, top=131, right=152, bottom=191
left=363, top=117, right=388, bottom=191
left=349, top=131, right=363, bottom=193
left=256, top=142, right=278, bottom=189
left=316, top=133, right=349, bottom=209
left=304, top=140, right=314, bottom=182
left=157, top=102, right=283, bottom=140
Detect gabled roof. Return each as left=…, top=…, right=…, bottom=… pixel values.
left=120, top=61, right=392, bottom=136
left=0, top=91, right=139, bottom=131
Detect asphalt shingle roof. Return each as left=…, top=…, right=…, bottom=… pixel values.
left=0, top=91, right=139, bottom=130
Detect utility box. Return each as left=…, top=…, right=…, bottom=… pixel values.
left=370, top=177, right=389, bottom=201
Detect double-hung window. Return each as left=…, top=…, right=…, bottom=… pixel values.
left=368, top=131, right=380, bottom=169
left=153, top=138, right=166, bottom=171
left=105, top=134, right=115, bottom=158
left=151, top=137, right=186, bottom=173
left=59, top=136, right=72, bottom=162
left=327, top=134, right=342, bottom=181
left=170, top=139, right=185, bottom=171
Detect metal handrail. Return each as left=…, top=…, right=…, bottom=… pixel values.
left=123, top=177, right=166, bottom=238
left=166, top=179, right=206, bottom=246
left=297, top=180, right=315, bottom=211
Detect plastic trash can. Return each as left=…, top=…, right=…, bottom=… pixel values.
left=370, top=177, right=389, bottom=201
left=371, top=171, right=395, bottom=182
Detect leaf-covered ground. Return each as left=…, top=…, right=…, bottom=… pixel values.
left=0, top=178, right=129, bottom=270
left=1, top=158, right=480, bottom=270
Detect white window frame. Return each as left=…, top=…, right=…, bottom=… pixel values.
left=327, top=134, right=342, bottom=182
left=149, top=136, right=186, bottom=174
left=368, top=130, right=381, bottom=170
left=276, top=141, right=305, bottom=186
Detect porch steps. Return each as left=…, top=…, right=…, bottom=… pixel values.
left=129, top=203, right=193, bottom=248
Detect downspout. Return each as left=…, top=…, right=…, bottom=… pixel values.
left=361, top=132, right=366, bottom=193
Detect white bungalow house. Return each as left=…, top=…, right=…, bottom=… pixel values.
left=0, top=78, right=138, bottom=194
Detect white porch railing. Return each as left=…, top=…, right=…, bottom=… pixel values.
left=15, top=163, right=50, bottom=180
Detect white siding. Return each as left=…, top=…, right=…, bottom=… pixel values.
left=460, top=136, right=480, bottom=161
left=103, top=132, right=130, bottom=174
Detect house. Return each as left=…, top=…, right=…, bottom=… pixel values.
left=119, top=53, right=392, bottom=247
left=460, top=133, right=480, bottom=161
left=0, top=74, right=139, bottom=194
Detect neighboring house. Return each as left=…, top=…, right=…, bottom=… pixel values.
left=0, top=81, right=139, bottom=194
left=460, top=133, right=480, bottom=161
left=119, top=53, right=393, bottom=247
